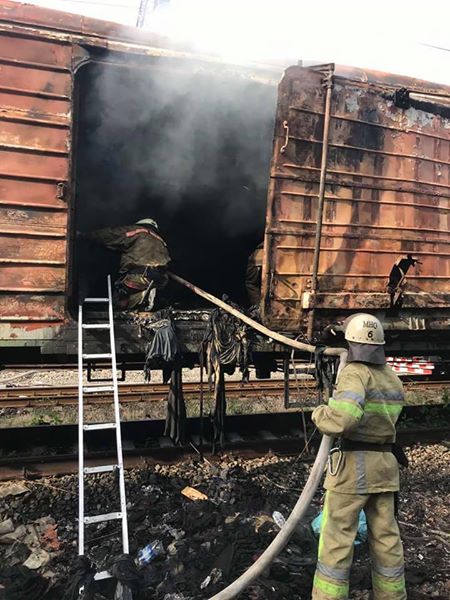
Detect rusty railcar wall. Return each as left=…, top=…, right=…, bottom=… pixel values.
left=0, top=22, right=72, bottom=345
left=261, top=65, right=450, bottom=332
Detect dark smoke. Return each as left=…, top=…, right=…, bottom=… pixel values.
left=74, top=59, right=278, bottom=304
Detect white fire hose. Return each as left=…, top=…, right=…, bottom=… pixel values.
left=169, top=273, right=347, bottom=599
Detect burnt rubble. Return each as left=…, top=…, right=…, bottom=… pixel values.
left=0, top=446, right=449, bottom=599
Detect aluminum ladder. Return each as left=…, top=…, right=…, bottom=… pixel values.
left=78, top=275, right=131, bottom=599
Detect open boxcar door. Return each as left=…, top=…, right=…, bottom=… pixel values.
left=261, top=64, right=332, bottom=333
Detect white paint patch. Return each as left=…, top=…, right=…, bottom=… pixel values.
left=345, top=93, right=360, bottom=113
left=405, top=107, right=434, bottom=128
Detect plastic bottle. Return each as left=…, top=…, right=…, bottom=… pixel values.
left=136, top=540, right=164, bottom=567
left=272, top=511, right=286, bottom=529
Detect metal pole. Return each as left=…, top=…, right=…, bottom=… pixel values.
left=136, top=0, right=150, bottom=27
left=306, top=69, right=334, bottom=341
left=283, top=358, right=290, bottom=409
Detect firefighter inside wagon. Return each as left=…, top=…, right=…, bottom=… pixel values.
left=72, top=61, right=277, bottom=314
left=79, top=218, right=170, bottom=311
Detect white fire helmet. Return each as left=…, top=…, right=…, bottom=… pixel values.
left=136, top=218, right=158, bottom=230
left=344, top=313, right=385, bottom=345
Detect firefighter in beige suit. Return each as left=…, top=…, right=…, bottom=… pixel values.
left=311, top=314, right=407, bottom=600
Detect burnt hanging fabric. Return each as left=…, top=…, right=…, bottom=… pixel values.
left=108, top=554, right=145, bottom=594
left=61, top=556, right=95, bottom=600
left=164, top=365, right=187, bottom=445
left=143, top=315, right=187, bottom=445
left=144, top=317, right=180, bottom=381
left=314, top=344, right=338, bottom=399
left=0, top=565, right=50, bottom=600
left=201, top=300, right=252, bottom=452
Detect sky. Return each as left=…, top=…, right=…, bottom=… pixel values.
left=17, top=0, right=450, bottom=84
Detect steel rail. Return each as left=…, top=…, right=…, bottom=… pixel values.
left=0, top=379, right=315, bottom=408
left=0, top=379, right=447, bottom=409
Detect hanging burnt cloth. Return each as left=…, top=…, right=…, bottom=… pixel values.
left=201, top=298, right=252, bottom=452
left=314, top=344, right=338, bottom=401
left=143, top=315, right=187, bottom=445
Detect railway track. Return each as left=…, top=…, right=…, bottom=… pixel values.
left=0, top=379, right=308, bottom=408
left=0, top=405, right=448, bottom=480
left=0, top=378, right=448, bottom=409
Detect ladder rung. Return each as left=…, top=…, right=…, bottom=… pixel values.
left=82, top=353, right=112, bottom=360
left=84, top=298, right=109, bottom=303
left=84, top=512, right=122, bottom=525
left=83, top=422, right=117, bottom=431
left=83, top=386, right=114, bottom=393
left=94, top=571, right=112, bottom=581
left=84, top=464, right=118, bottom=474
left=82, top=324, right=110, bottom=329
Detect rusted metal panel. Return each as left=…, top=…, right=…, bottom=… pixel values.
left=0, top=265, right=65, bottom=292
left=0, top=178, right=67, bottom=209
left=0, top=294, right=65, bottom=321
left=0, top=63, right=71, bottom=96
left=0, top=33, right=72, bottom=67
left=262, top=65, right=450, bottom=331
left=0, top=90, right=70, bottom=119
left=0, top=18, right=71, bottom=338
left=0, top=149, right=68, bottom=180
left=0, top=119, right=69, bottom=153
left=0, top=235, right=66, bottom=264
left=0, top=205, right=67, bottom=228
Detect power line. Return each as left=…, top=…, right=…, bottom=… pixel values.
left=420, top=42, right=450, bottom=53
left=136, top=0, right=150, bottom=27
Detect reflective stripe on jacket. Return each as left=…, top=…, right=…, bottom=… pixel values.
left=87, top=224, right=171, bottom=271
left=312, top=362, right=405, bottom=494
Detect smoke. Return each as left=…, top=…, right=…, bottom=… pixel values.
left=77, top=62, right=277, bottom=234
left=74, top=58, right=278, bottom=301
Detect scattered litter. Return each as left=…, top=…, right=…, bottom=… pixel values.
left=40, top=525, right=60, bottom=552
left=224, top=513, right=240, bottom=525
left=254, top=514, right=273, bottom=532
left=0, top=444, right=448, bottom=598
left=0, top=524, right=28, bottom=545
left=0, top=481, right=29, bottom=498
left=0, top=519, right=14, bottom=536
left=136, top=540, right=164, bottom=567
left=200, top=567, right=222, bottom=589
left=181, top=486, right=208, bottom=501
left=272, top=511, right=286, bottom=529
left=311, top=510, right=368, bottom=545
left=23, top=548, right=50, bottom=570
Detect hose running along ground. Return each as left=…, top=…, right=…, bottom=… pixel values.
left=169, top=272, right=346, bottom=599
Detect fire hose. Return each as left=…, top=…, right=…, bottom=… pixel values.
left=169, top=273, right=347, bottom=599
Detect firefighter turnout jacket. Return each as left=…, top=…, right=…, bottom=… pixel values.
left=245, top=243, right=264, bottom=306
left=87, top=224, right=171, bottom=272
left=311, top=361, right=407, bottom=600
left=312, top=362, right=404, bottom=494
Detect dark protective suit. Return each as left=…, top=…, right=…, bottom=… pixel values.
left=87, top=224, right=171, bottom=310
left=311, top=361, right=406, bottom=600
left=245, top=243, right=264, bottom=306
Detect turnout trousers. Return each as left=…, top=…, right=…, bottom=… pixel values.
left=312, top=491, right=406, bottom=600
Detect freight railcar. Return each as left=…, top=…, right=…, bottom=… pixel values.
left=0, top=0, right=449, bottom=367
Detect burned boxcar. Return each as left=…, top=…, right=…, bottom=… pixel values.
left=0, top=0, right=449, bottom=366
